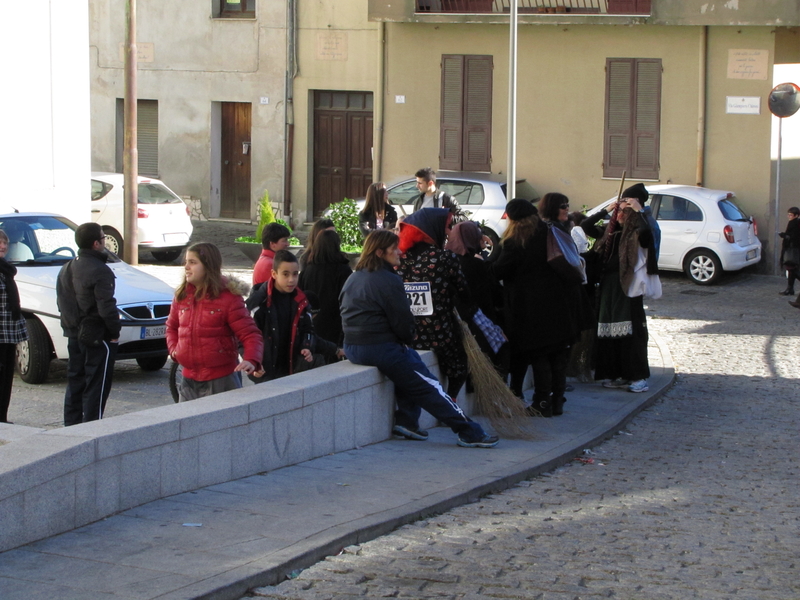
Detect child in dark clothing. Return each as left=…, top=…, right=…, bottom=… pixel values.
left=246, top=250, right=344, bottom=382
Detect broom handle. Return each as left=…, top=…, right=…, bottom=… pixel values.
left=613, top=170, right=627, bottom=217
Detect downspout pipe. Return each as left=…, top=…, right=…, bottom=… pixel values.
left=696, top=25, right=707, bottom=187
left=374, top=22, right=386, bottom=183
left=283, top=0, right=298, bottom=221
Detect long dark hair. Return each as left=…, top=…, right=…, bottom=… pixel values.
left=355, top=230, right=399, bottom=272
left=300, top=218, right=335, bottom=267
left=176, top=242, right=224, bottom=300
left=306, top=229, right=347, bottom=265
left=362, top=182, right=388, bottom=218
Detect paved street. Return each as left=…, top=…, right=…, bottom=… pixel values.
left=247, top=270, right=800, bottom=600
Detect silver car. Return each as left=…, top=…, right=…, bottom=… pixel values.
left=374, top=171, right=539, bottom=257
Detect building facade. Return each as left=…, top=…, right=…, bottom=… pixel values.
left=89, top=0, right=288, bottom=221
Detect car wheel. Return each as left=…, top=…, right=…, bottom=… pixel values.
left=103, top=227, right=124, bottom=259
left=169, top=360, right=181, bottom=403
left=482, top=228, right=501, bottom=260
left=136, top=355, right=168, bottom=371
left=684, top=250, right=722, bottom=285
left=151, top=249, right=182, bottom=263
left=15, top=317, right=52, bottom=384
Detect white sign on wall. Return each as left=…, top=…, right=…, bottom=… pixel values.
left=726, top=96, right=761, bottom=115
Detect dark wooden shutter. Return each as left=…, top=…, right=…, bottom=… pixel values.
left=462, top=55, right=492, bottom=172
left=603, top=58, right=661, bottom=180
left=138, top=100, right=159, bottom=177
left=440, top=54, right=492, bottom=172
left=604, top=59, right=633, bottom=179
left=631, top=59, right=661, bottom=180
left=440, top=55, right=464, bottom=171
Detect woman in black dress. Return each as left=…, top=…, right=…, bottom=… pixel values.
left=359, top=182, right=398, bottom=238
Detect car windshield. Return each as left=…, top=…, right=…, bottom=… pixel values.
left=718, top=197, right=750, bottom=221
left=0, top=215, right=83, bottom=265
left=500, top=180, right=539, bottom=202
left=138, top=183, right=182, bottom=205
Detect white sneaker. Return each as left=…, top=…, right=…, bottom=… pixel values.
left=628, top=379, right=649, bottom=393
left=602, top=378, right=630, bottom=389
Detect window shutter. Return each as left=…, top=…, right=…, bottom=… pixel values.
left=138, top=100, right=159, bottom=177
left=440, top=55, right=464, bottom=171
left=631, top=59, right=661, bottom=180
left=461, top=55, right=492, bottom=172
left=604, top=59, right=632, bottom=179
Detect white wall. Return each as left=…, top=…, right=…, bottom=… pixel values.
left=0, top=1, right=91, bottom=225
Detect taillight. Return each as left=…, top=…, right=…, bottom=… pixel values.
left=724, top=225, right=735, bottom=243
left=752, top=217, right=758, bottom=236
left=501, top=212, right=508, bottom=220
left=185, top=205, right=190, bottom=216
left=138, top=207, right=149, bottom=218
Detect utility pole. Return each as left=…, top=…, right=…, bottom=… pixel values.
left=123, top=0, right=138, bottom=264
left=506, top=0, right=518, bottom=201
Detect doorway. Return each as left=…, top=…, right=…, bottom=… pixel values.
left=220, top=102, right=252, bottom=219
left=312, top=91, right=373, bottom=217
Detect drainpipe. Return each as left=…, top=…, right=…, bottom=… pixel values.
left=283, top=0, right=298, bottom=221
left=374, top=22, right=386, bottom=182
left=696, top=26, right=708, bottom=187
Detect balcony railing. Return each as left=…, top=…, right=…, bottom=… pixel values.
left=415, top=0, right=651, bottom=15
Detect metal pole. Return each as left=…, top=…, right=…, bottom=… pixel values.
left=506, top=0, right=518, bottom=200
left=774, top=117, right=783, bottom=274
left=124, top=0, right=138, bottom=264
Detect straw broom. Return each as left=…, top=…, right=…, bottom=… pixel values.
left=457, top=314, right=538, bottom=440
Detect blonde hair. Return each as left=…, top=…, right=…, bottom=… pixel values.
left=501, top=215, right=539, bottom=249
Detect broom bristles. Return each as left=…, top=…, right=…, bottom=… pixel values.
left=459, top=320, right=538, bottom=440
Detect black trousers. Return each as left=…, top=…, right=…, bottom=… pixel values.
left=0, top=343, right=16, bottom=422
left=64, top=337, right=118, bottom=426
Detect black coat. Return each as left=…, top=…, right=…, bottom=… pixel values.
left=298, top=258, right=352, bottom=345
left=491, top=220, right=581, bottom=353
left=358, top=205, right=398, bottom=238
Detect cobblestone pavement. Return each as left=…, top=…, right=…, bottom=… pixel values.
left=247, top=269, right=800, bottom=600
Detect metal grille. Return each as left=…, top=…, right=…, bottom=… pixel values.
left=118, top=303, right=172, bottom=321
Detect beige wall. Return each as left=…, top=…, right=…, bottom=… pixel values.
left=89, top=0, right=287, bottom=220
left=372, top=23, right=775, bottom=238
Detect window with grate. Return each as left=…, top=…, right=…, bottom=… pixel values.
left=440, top=55, right=493, bottom=172
left=603, top=58, right=661, bottom=180
left=218, top=0, right=255, bottom=18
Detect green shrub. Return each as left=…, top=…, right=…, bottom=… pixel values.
left=329, top=197, right=362, bottom=251
left=255, top=191, right=276, bottom=242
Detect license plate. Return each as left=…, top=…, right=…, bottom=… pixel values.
left=746, top=249, right=757, bottom=260
left=163, top=233, right=189, bottom=244
left=141, top=325, right=166, bottom=340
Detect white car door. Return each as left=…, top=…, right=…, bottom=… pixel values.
left=654, top=194, right=704, bottom=270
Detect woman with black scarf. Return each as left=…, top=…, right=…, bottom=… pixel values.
left=0, top=228, right=29, bottom=423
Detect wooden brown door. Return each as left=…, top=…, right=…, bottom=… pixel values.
left=313, top=91, right=373, bottom=216
left=220, top=102, right=252, bottom=219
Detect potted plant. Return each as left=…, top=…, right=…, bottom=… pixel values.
left=235, top=191, right=300, bottom=263
left=328, top=197, right=363, bottom=268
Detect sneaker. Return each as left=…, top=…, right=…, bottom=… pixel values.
left=602, top=378, right=630, bottom=389
left=457, top=434, right=500, bottom=448
left=628, top=379, right=649, bottom=393
left=392, top=424, right=429, bottom=441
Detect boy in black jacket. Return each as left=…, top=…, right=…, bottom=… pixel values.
left=246, top=250, right=343, bottom=382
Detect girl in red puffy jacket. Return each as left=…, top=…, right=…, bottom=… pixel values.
left=166, top=242, right=263, bottom=401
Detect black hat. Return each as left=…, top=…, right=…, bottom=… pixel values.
left=621, top=183, right=648, bottom=203
left=505, top=199, right=537, bottom=221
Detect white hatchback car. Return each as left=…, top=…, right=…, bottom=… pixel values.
left=91, top=172, right=193, bottom=262
left=589, top=184, right=761, bottom=285
left=0, top=212, right=175, bottom=384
